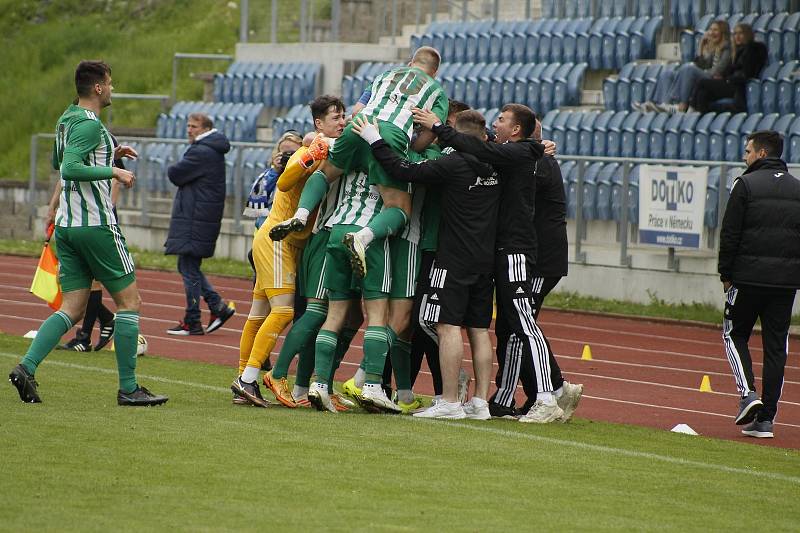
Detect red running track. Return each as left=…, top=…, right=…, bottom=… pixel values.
left=2, top=254, right=798, bottom=449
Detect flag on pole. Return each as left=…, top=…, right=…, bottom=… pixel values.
left=30, top=224, right=61, bottom=310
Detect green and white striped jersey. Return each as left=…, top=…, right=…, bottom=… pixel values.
left=53, top=104, right=116, bottom=227
left=362, top=66, right=449, bottom=140
left=313, top=176, right=347, bottom=233
left=324, top=170, right=384, bottom=228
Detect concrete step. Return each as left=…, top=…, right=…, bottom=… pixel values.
left=658, top=42, right=681, bottom=62
left=581, top=90, right=604, bottom=107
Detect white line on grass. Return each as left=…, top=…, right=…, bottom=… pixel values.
left=2, top=351, right=798, bottom=486
left=397, top=417, right=800, bottom=486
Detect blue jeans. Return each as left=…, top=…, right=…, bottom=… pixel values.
left=177, top=254, right=222, bottom=324
left=665, top=63, right=710, bottom=104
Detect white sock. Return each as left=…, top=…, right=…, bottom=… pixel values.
left=293, top=385, right=309, bottom=398
left=554, top=385, right=564, bottom=398
left=354, top=368, right=366, bottom=388
left=537, top=391, right=555, bottom=404
left=397, top=389, right=414, bottom=404
left=294, top=208, right=310, bottom=224
left=354, top=227, right=375, bottom=247
left=241, top=366, right=260, bottom=383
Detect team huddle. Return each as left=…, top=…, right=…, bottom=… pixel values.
left=232, top=46, right=583, bottom=422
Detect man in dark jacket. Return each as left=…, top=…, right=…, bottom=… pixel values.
left=414, top=104, right=581, bottom=424
left=165, top=113, right=235, bottom=335
left=719, top=130, right=800, bottom=439
left=492, top=118, right=581, bottom=420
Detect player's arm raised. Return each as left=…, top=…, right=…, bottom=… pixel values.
left=353, top=116, right=445, bottom=185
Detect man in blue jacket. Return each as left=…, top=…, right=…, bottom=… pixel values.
left=165, top=113, right=235, bottom=335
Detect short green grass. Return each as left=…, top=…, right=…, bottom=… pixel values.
left=1, top=334, right=798, bottom=531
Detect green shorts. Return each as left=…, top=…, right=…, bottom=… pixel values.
left=302, top=229, right=330, bottom=300
left=389, top=237, right=421, bottom=299
left=327, top=117, right=411, bottom=192
left=55, top=225, right=136, bottom=294
left=324, top=224, right=391, bottom=301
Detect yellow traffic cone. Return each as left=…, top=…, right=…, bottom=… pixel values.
left=699, top=375, right=713, bottom=392
left=581, top=344, right=593, bottom=361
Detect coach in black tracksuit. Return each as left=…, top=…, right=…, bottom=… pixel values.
left=493, top=118, right=569, bottom=414
left=719, top=130, right=800, bottom=439
left=422, top=104, right=568, bottom=421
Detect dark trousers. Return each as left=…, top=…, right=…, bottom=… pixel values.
left=177, top=254, right=222, bottom=324
left=492, top=253, right=564, bottom=408
left=693, top=78, right=744, bottom=113
left=722, top=283, right=796, bottom=422
left=409, top=250, right=443, bottom=395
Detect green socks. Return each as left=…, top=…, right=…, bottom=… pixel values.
left=314, top=329, right=338, bottom=384
left=114, top=311, right=140, bottom=393
left=363, top=326, right=390, bottom=384
left=21, top=311, right=73, bottom=374
left=366, top=206, right=408, bottom=241
left=328, top=327, right=358, bottom=389
left=389, top=329, right=412, bottom=392
left=298, top=170, right=330, bottom=212
left=272, top=302, right=327, bottom=379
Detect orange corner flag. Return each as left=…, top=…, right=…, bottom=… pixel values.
left=30, top=225, right=61, bottom=310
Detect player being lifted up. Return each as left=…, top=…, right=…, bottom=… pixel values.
left=269, top=46, right=449, bottom=277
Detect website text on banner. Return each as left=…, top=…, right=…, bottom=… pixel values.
left=638, top=165, right=708, bottom=249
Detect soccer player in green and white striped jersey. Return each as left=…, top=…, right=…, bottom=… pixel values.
left=269, top=46, right=449, bottom=275
left=8, top=61, right=167, bottom=407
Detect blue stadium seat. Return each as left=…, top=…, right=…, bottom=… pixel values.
left=747, top=62, right=782, bottom=114
left=610, top=164, right=639, bottom=222
left=620, top=111, right=641, bottom=158
left=684, top=113, right=713, bottom=160
left=773, top=113, right=796, bottom=159
left=604, top=63, right=636, bottom=111
left=549, top=111, right=572, bottom=152
left=645, top=112, right=670, bottom=159
left=617, top=17, right=645, bottom=67
left=603, top=18, right=631, bottom=70
left=712, top=112, right=743, bottom=161
left=593, top=111, right=624, bottom=156
left=633, top=112, right=657, bottom=158
left=628, top=63, right=654, bottom=108
left=662, top=113, right=687, bottom=160
left=582, top=110, right=611, bottom=156
left=605, top=110, right=629, bottom=157
left=559, top=161, right=577, bottom=202
left=540, top=19, right=571, bottom=64
left=562, top=18, right=593, bottom=63
left=729, top=113, right=763, bottom=161
left=701, top=112, right=731, bottom=161
left=672, top=112, right=699, bottom=160
left=477, top=63, right=506, bottom=109
left=778, top=63, right=799, bottom=115
left=781, top=12, right=800, bottom=63
left=596, top=163, right=619, bottom=220
left=489, top=63, right=515, bottom=109
left=630, top=17, right=662, bottom=64
left=564, top=111, right=586, bottom=155
left=550, top=63, right=574, bottom=109
left=787, top=116, right=800, bottom=163
left=508, top=63, right=533, bottom=104
left=582, top=162, right=605, bottom=220
left=540, top=109, right=561, bottom=138
left=528, top=63, right=560, bottom=113
left=566, top=162, right=582, bottom=219
left=572, top=111, right=599, bottom=156
left=589, top=18, right=615, bottom=70
left=577, top=18, right=607, bottom=66
left=515, top=63, right=546, bottom=104
left=705, top=166, right=721, bottom=228
left=765, top=61, right=797, bottom=114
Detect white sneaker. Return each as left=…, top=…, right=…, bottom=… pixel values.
left=463, top=398, right=491, bottom=420
left=457, top=369, right=472, bottom=404
left=556, top=381, right=583, bottom=422
left=308, top=382, right=337, bottom=413
left=413, top=400, right=466, bottom=419
left=519, top=399, right=564, bottom=424
left=360, top=383, right=402, bottom=414
left=343, top=233, right=368, bottom=278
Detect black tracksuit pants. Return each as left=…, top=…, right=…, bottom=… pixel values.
left=492, top=253, right=564, bottom=408
left=723, top=283, right=796, bottom=422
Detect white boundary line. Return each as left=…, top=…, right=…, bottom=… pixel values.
left=2, top=351, right=797, bottom=486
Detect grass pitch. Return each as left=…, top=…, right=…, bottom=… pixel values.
left=1, top=334, right=798, bottom=532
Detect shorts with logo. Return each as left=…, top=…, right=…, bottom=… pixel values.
left=302, top=229, right=330, bottom=300
left=252, top=230, right=300, bottom=294
left=324, top=224, right=391, bottom=300
left=389, top=237, right=421, bottom=299
left=422, top=263, right=494, bottom=328
left=327, top=118, right=411, bottom=192
left=55, top=224, right=136, bottom=294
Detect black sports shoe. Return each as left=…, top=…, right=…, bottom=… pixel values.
left=94, top=320, right=115, bottom=351
left=117, top=386, right=169, bottom=406
left=268, top=217, right=306, bottom=241
left=58, top=335, right=92, bottom=352
left=9, top=364, right=42, bottom=403
left=207, top=303, right=235, bottom=334
left=231, top=376, right=270, bottom=408
left=166, top=321, right=204, bottom=336
left=489, top=401, right=519, bottom=419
